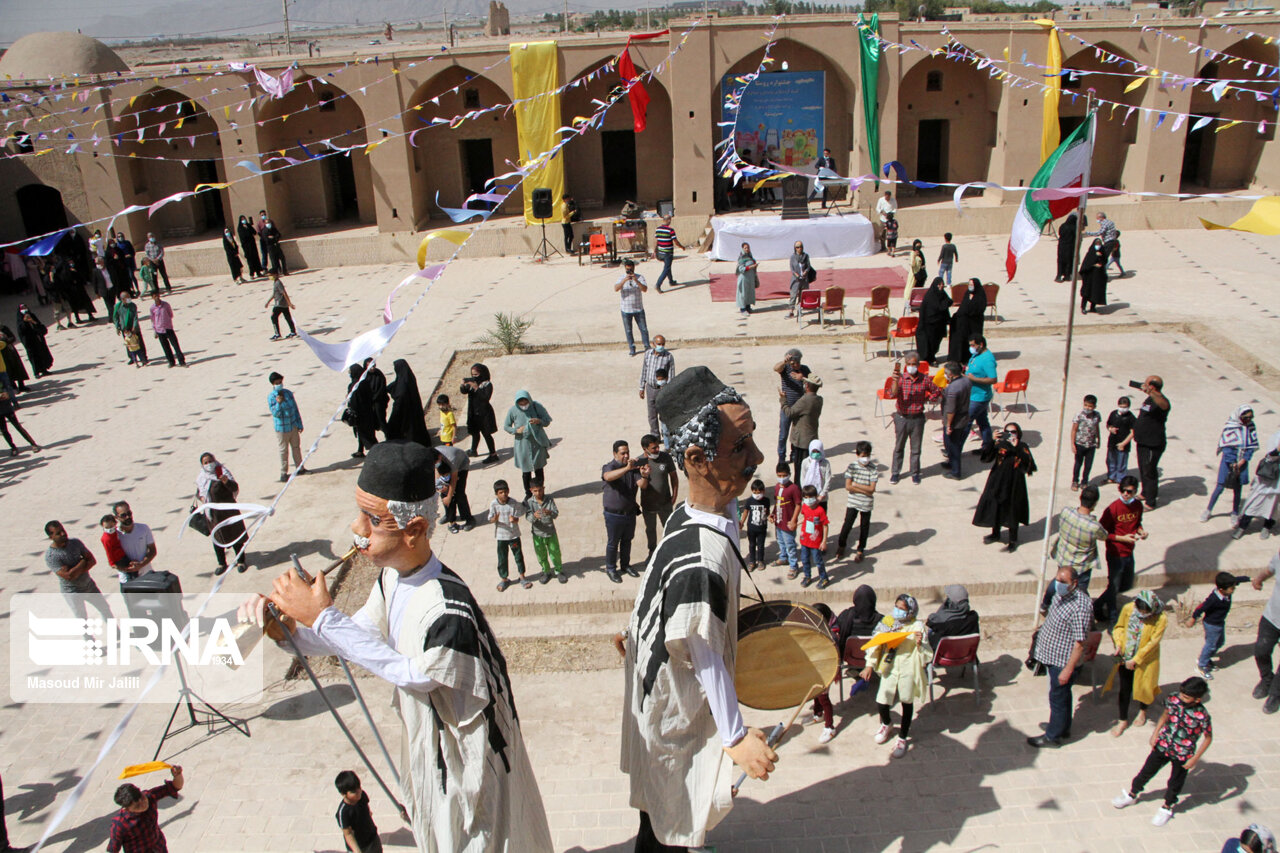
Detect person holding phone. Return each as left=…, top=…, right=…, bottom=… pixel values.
left=614, top=259, right=650, bottom=356
left=1132, top=376, right=1171, bottom=509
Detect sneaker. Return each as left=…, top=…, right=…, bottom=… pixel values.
left=1263, top=528, right=1273, bottom=541
left=1199, top=509, right=1211, bottom=523
left=237, top=562, right=249, bottom=573
left=285, top=332, right=297, bottom=339
left=213, top=564, right=228, bottom=576
left=911, top=475, right=921, bottom=485
left=891, top=738, right=908, bottom=759
left=817, top=577, right=831, bottom=589
left=1265, top=696, right=1280, bottom=715
left=1198, top=667, right=1214, bottom=681
left=1231, top=513, right=1240, bottom=526
left=539, top=571, right=551, bottom=585
left=1233, top=527, right=1246, bottom=540
left=270, top=334, right=281, bottom=341
left=889, top=475, right=900, bottom=485
left=1111, top=789, right=1136, bottom=809
left=607, top=568, right=622, bottom=584
left=448, top=523, right=461, bottom=534
left=463, top=521, right=476, bottom=531
left=279, top=474, right=289, bottom=483
left=818, top=727, right=835, bottom=745
left=1151, top=806, right=1173, bottom=827
left=1253, top=679, right=1272, bottom=700
left=873, top=724, right=892, bottom=744
left=800, top=576, right=813, bottom=588
left=557, top=573, right=568, bottom=584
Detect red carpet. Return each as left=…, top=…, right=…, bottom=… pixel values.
left=708, top=266, right=907, bottom=303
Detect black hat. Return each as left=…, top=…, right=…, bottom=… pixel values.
left=656, top=366, right=731, bottom=434
left=357, top=441, right=437, bottom=501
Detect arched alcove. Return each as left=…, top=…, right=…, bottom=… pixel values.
left=898, top=50, right=1001, bottom=188
left=1060, top=43, right=1142, bottom=190
left=1183, top=39, right=1278, bottom=190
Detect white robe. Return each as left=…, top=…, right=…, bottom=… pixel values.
left=295, top=556, right=553, bottom=853
left=621, top=504, right=742, bottom=847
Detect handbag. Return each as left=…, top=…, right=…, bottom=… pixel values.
left=341, top=407, right=358, bottom=427
left=1224, top=467, right=1242, bottom=490
left=1257, top=451, right=1280, bottom=484
left=805, top=265, right=817, bottom=284
left=1024, top=628, right=1046, bottom=676
left=188, top=504, right=211, bottom=537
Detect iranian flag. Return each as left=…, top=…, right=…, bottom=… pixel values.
left=1005, top=115, right=1095, bottom=281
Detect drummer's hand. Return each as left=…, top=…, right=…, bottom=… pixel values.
left=270, top=567, right=331, bottom=628
left=237, top=593, right=293, bottom=641
left=725, top=728, right=777, bottom=781
left=612, top=631, right=626, bottom=660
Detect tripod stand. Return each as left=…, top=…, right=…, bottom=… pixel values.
left=153, top=656, right=250, bottom=760
left=532, top=219, right=561, bottom=263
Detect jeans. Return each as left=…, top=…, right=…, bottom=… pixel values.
left=891, top=413, right=926, bottom=479
left=776, top=527, right=798, bottom=568
left=1137, top=443, right=1165, bottom=505
left=276, top=428, right=303, bottom=478
left=532, top=534, right=562, bottom=574
left=156, top=329, right=185, bottom=366
left=1097, top=553, right=1134, bottom=623
left=604, top=510, right=636, bottom=572
left=562, top=222, right=576, bottom=254
left=496, top=538, right=525, bottom=578
left=1072, top=445, right=1096, bottom=486
left=271, top=305, right=296, bottom=335
left=837, top=507, right=871, bottom=552
left=1207, top=457, right=1245, bottom=514
left=778, top=407, right=794, bottom=460
left=800, top=545, right=827, bottom=580
left=746, top=529, right=767, bottom=564
left=1198, top=622, right=1225, bottom=671
left=1129, top=749, right=1187, bottom=808
left=1106, top=447, right=1130, bottom=482
left=969, top=399, right=993, bottom=452
left=654, top=251, right=676, bottom=290
left=1255, top=616, right=1280, bottom=701
left=938, top=260, right=953, bottom=285
left=621, top=310, right=650, bottom=354
left=1045, top=664, right=1076, bottom=741
left=443, top=468, right=474, bottom=525
left=642, top=501, right=673, bottom=558
left=944, top=424, right=968, bottom=477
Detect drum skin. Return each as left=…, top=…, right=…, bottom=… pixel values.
left=735, top=600, right=839, bottom=710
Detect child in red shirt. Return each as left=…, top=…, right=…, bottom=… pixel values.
left=99, top=514, right=130, bottom=571
left=794, top=484, right=830, bottom=589
left=1097, top=475, right=1148, bottom=622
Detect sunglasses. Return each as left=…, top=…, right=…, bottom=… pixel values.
left=115, top=511, right=133, bottom=520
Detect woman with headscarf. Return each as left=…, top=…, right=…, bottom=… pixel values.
left=735, top=242, right=758, bottom=316
left=385, top=359, right=432, bottom=449
left=1204, top=404, right=1258, bottom=524
left=0, top=326, right=30, bottom=392
left=222, top=226, right=245, bottom=284
left=972, top=422, right=1037, bottom=551
left=1079, top=238, right=1108, bottom=314
left=861, top=592, right=929, bottom=759
left=15, top=305, right=53, bottom=377
left=787, top=240, right=813, bottom=319
left=1055, top=211, right=1078, bottom=282
left=909, top=239, right=927, bottom=290
left=799, top=438, right=832, bottom=512
left=237, top=215, right=264, bottom=278
left=460, top=362, right=499, bottom=464
left=1234, top=426, right=1280, bottom=540
left=503, top=390, right=553, bottom=497
left=947, top=277, right=987, bottom=365
left=915, top=277, right=951, bottom=363
left=193, top=452, right=247, bottom=575
left=926, top=584, right=980, bottom=647
left=834, top=584, right=882, bottom=699
left=1104, top=590, right=1167, bottom=735
left=346, top=360, right=388, bottom=458
left=1226, top=825, right=1279, bottom=853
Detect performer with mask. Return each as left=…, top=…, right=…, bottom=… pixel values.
left=618, top=366, right=776, bottom=852
left=240, top=441, right=552, bottom=852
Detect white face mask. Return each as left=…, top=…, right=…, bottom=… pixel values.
left=202, top=462, right=217, bottom=474
left=751, top=492, right=764, bottom=500
left=803, top=497, right=818, bottom=507
left=655, top=379, right=667, bottom=387
left=857, top=456, right=871, bottom=466
left=1118, top=406, right=1129, bottom=413
left=906, top=365, right=918, bottom=375
left=779, top=476, right=790, bottom=484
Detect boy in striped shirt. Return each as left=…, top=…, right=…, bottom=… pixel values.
left=652, top=215, right=684, bottom=292
left=836, top=440, right=879, bottom=562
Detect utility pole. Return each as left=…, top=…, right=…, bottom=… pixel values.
left=282, top=0, right=292, bottom=53
left=563, top=0, right=569, bottom=32
left=443, top=4, right=449, bottom=41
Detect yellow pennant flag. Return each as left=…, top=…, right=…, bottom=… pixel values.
left=416, top=229, right=468, bottom=268
left=1215, top=120, right=1242, bottom=133
left=1124, top=77, right=1147, bottom=94
left=1200, top=196, right=1280, bottom=235
left=194, top=182, right=231, bottom=193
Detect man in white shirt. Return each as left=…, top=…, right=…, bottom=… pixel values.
left=111, top=501, right=156, bottom=585
left=618, top=366, right=776, bottom=851
left=614, top=258, right=650, bottom=356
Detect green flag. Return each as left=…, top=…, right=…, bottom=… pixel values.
left=857, top=13, right=881, bottom=190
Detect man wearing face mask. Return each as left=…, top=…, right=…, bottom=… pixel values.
left=639, top=434, right=679, bottom=562
left=887, top=351, right=939, bottom=486
left=639, top=335, right=675, bottom=437
left=618, top=366, right=775, bottom=851
left=964, top=335, right=998, bottom=455
left=241, top=441, right=554, bottom=851
left=1028, top=566, right=1093, bottom=748
left=1133, top=375, right=1171, bottom=510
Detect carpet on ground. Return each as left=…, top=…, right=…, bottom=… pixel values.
left=707, top=266, right=907, bottom=303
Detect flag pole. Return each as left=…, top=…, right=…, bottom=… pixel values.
left=1030, top=93, right=1097, bottom=628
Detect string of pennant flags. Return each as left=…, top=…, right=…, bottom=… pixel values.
left=1138, top=17, right=1280, bottom=77
left=715, top=17, right=784, bottom=185
left=24, top=19, right=706, bottom=853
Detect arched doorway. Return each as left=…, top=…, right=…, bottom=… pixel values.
left=256, top=76, right=375, bottom=229
left=1182, top=39, right=1278, bottom=190
left=1061, top=43, right=1141, bottom=189
left=403, top=68, right=518, bottom=227
left=715, top=39, right=855, bottom=180
left=561, top=58, right=673, bottom=209
left=115, top=86, right=227, bottom=236
left=897, top=51, right=1000, bottom=189
left=16, top=184, right=68, bottom=238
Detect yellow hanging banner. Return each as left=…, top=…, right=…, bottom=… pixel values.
left=509, top=41, right=565, bottom=225
left=1036, top=20, right=1062, bottom=162
left=1200, top=196, right=1280, bottom=235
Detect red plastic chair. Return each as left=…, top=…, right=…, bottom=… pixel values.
left=927, top=633, right=981, bottom=705
left=873, top=376, right=895, bottom=428
left=864, top=314, right=892, bottom=360
left=908, top=287, right=926, bottom=315
left=587, top=233, right=609, bottom=265
left=797, top=289, right=823, bottom=328
left=994, top=368, right=1031, bottom=419
left=891, top=316, right=918, bottom=359
left=836, top=634, right=875, bottom=699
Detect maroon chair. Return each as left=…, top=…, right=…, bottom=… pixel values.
left=927, top=633, right=981, bottom=705
left=836, top=634, right=875, bottom=699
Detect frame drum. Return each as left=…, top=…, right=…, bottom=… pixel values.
left=735, top=600, right=839, bottom=710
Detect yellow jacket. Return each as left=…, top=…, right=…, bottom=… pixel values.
left=1102, top=603, right=1167, bottom=705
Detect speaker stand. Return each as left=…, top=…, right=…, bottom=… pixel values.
left=152, top=656, right=249, bottom=760
left=532, top=220, right=562, bottom=263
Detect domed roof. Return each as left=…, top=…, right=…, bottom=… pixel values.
left=0, top=32, right=129, bottom=80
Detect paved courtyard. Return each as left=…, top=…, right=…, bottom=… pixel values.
left=2, top=222, right=1280, bottom=851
